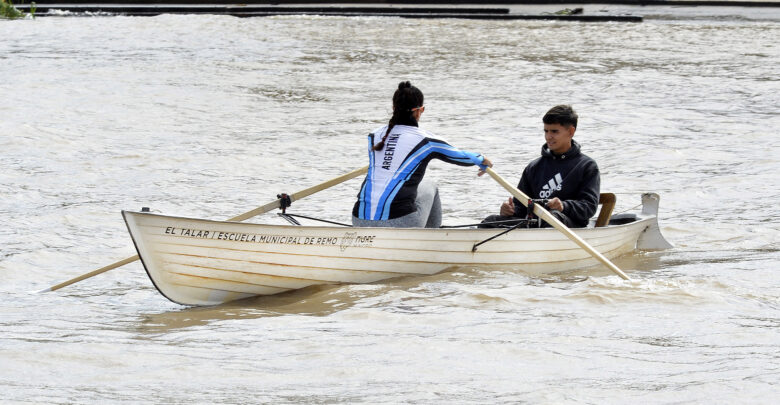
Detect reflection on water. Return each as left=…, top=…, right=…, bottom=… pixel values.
left=137, top=285, right=347, bottom=332
left=137, top=268, right=491, bottom=331
left=1, top=12, right=779, bottom=403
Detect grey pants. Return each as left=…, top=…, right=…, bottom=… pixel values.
left=352, top=179, right=442, bottom=228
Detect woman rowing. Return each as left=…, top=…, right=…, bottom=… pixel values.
left=352, top=81, right=492, bottom=228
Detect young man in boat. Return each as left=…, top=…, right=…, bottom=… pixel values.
left=481, top=105, right=600, bottom=228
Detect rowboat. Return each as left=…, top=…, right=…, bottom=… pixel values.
left=122, top=192, right=672, bottom=306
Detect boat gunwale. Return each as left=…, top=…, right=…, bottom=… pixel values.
left=124, top=209, right=655, bottom=237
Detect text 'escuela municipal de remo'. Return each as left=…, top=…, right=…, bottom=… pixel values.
left=163, top=226, right=376, bottom=248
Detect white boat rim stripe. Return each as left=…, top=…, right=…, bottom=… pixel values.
left=167, top=275, right=291, bottom=295
left=149, top=235, right=631, bottom=255
left=155, top=245, right=453, bottom=269
left=160, top=256, right=405, bottom=279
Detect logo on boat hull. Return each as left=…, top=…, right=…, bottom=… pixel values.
left=340, top=232, right=376, bottom=252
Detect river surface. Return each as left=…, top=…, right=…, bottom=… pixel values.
left=2, top=9, right=779, bottom=404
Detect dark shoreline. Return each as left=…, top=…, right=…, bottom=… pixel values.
left=12, top=2, right=644, bottom=20
left=13, top=1, right=780, bottom=20
left=14, top=0, right=780, bottom=5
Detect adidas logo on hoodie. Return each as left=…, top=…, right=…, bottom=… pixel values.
left=539, top=173, right=563, bottom=198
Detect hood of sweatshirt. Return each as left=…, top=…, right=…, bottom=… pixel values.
left=541, top=139, right=582, bottom=161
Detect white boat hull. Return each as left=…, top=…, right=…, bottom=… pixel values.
left=123, top=193, right=670, bottom=306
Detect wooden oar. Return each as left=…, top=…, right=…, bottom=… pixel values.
left=39, top=165, right=370, bottom=293
left=485, top=167, right=630, bottom=280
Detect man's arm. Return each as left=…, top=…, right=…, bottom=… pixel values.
left=510, top=167, right=533, bottom=217
left=560, top=160, right=600, bottom=226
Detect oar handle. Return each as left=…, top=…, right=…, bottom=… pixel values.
left=485, top=168, right=630, bottom=280
left=228, top=166, right=368, bottom=222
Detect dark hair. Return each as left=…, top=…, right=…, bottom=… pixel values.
left=542, top=105, right=578, bottom=128
left=373, top=81, right=424, bottom=151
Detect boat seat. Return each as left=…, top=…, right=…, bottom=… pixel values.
left=609, top=213, right=638, bottom=225
left=595, top=193, right=616, bottom=227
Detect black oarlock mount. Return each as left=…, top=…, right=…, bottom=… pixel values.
left=527, top=199, right=549, bottom=228
left=277, top=193, right=292, bottom=214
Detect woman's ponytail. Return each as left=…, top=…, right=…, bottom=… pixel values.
left=373, top=81, right=424, bottom=151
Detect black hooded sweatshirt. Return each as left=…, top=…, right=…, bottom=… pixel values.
left=512, top=140, right=600, bottom=227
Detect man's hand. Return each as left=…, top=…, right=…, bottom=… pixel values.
left=547, top=197, right=564, bottom=212
left=500, top=197, right=515, bottom=216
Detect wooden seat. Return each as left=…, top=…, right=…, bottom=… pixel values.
left=595, top=193, right=616, bottom=227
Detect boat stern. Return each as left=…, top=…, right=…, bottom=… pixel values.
left=636, top=193, right=673, bottom=250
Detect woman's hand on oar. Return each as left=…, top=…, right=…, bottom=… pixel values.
left=477, top=157, right=493, bottom=177
left=39, top=165, right=370, bottom=293
left=484, top=167, right=630, bottom=280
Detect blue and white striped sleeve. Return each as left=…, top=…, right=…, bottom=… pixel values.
left=425, top=138, right=487, bottom=168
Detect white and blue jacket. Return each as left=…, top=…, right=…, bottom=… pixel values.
left=353, top=124, right=485, bottom=220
